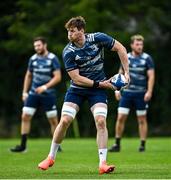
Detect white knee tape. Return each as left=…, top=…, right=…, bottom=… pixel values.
left=61, top=105, right=77, bottom=119
left=22, top=107, right=36, bottom=116
left=93, top=107, right=107, bottom=118
left=136, top=110, right=147, bottom=116
left=118, top=107, right=130, bottom=115
left=46, top=110, right=57, bottom=118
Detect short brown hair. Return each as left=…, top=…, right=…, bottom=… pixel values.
left=131, top=34, right=144, bottom=43
left=33, top=36, right=47, bottom=44
left=65, top=16, right=86, bottom=30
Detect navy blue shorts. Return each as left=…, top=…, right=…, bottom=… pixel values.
left=64, top=87, right=108, bottom=108
left=119, top=91, right=148, bottom=111
left=24, top=93, right=57, bottom=112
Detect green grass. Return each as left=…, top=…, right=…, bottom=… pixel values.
left=0, top=138, right=171, bottom=179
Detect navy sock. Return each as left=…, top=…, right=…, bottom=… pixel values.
left=115, top=137, right=121, bottom=146
left=141, top=140, right=145, bottom=147
left=21, top=134, right=28, bottom=148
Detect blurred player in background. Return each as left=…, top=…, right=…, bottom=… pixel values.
left=108, top=35, right=155, bottom=152
left=10, top=37, right=61, bottom=152
left=38, top=16, right=129, bottom=174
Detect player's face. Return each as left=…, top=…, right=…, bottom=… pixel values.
left=34, top=40, right=46, bottom=55
left=131, top=40, right=144, bottom=55
left=67, top=27, right=84, bottom=42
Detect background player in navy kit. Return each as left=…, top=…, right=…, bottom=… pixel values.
left=108, top=35, right=155, bottom=152
left=38, top=16, right=129, bottom=174
left=10, top=37, right=61, bottom=152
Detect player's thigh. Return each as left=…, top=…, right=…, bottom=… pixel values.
left=62, top=88, right=84, bottom=120
left=88, top=89, right=108, bottom=123
left=117, top=95, right=132, bottom=115
left=22, top=94, right=38, bottom=117
left=117, top=113, right=128, bottom=123
left=64, top=87, right=85, bottom=108
left=91, top=103, right=108, bottom=122
left=134, top=94, right=148, bottom=117
left=40, top=94, right=58, bottom=119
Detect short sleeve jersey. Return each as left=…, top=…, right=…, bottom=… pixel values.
left=28, top=52, right=60, bottom=95
left=62, top=32, right=115, bottom=88
left=123, top=52, right=154, bottom=93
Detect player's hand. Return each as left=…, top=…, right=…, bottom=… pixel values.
left=124, top=72, right=130, bottom=87
left=35, top=85, right=47, bottom=94
left=115, top=90, right=121, bottom=101
left=99, top=79, right=116, bottom=90
left=144, top=91, right=152, bottom=102
left=22, top=92, right=28, bottom=102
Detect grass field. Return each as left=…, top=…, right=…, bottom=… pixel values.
left=0, top=138, right=171, bottom=179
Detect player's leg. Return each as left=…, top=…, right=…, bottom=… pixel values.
left=108, top=113, right=128, bottom=152
left=38, top=88, right=82, bottom=170
left=91, top=103, right=115, bottom=174
left=38, top=102, right=78, bottom=170
left=10, top=95, right=37, bottom=152
left=47, top=114, right=62, bottom=152
left=41, top=94, right=59, bottom=135
left=108, top=94, right=131, bottom=152
left=89, top=89, right=114, bottom=174
left=135, top=93, right=148, bottom=152
left=137, top=114, right=147, bottom=152
left=48, top=116, right=58, bottom=135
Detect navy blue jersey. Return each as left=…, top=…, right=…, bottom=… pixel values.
left=28, top=52, right=60, bottom=95
left=62, top=32, right=115, bottom=88
left=123, top=52, right=154, bottom=93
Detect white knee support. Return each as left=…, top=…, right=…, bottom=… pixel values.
left=61, top=105, right=77, bottom=119
left=93, top=107, right=107, bottom=118
left=118, top=107, right=130, bottom=115
left=46, top=110, right=57, bottom=118
left=22, top=107, right=36, bottom=116
left=136, top=110, right=147, bottom=116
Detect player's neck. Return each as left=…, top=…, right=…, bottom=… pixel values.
left=132, top=51, right=142, bottom=57
left=74, top=35, right=85, bottom=48
left=38, top=50, right=49, bottom=57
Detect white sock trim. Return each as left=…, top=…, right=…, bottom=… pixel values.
left=98, top=148, right=107, bottom=166
left=48, top=141, right=60, bottom=160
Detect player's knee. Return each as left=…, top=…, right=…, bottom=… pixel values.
left=117, top=115, right=126, bottom=124
left=60, top=116, right=72, bottom=128
left=138, top=117, right=147, bottom=125
left=49, top=118, right=58, bottom=126
left=21, top=113, right=31, bottom=122
left=95, top=116, right=106, bottom=130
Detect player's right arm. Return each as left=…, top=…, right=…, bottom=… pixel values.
left=63, top=48, right=114, bottom=89
left=22, top=70, right=32, bottom=101
left=111, top=40, right=130, bottom=84
left=67, top=69, right=113, bottom=89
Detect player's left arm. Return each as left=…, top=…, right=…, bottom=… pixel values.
left=144, top=69, right=155, bottom=102
left=44, top=69, right=61, bottom=88
left=35, top=70, right=61, bottom=94
left=35, top=56, right=61, bottom=94
left=111, top=40, right=130, bottom=84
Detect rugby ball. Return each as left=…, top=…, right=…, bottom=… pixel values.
left=110, top=74, right=127, bottom=90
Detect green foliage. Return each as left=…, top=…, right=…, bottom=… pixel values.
left=0, top=0, right=171, bottom=137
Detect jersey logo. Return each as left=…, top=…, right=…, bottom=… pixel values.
left=33, top=61, right=38, bottom=66
left=75, top=55, right=81, bottom=60
left=90, top=44, right=99, bottom=52
left=46, top=60, right=52, bottom=65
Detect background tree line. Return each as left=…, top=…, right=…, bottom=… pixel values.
left=0, top=0, right=171, bottom=137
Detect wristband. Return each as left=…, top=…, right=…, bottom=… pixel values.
left=42, top=85, right=47, bottom=90
left=93, top=81, right=99, bottom=88
left=22, top=92, right=28, bottom=97
left=115, top=90, right=120, bottom=94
